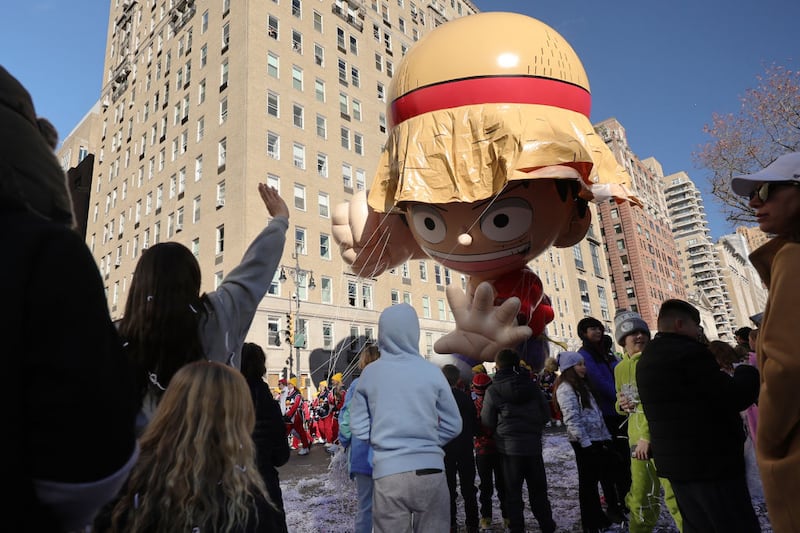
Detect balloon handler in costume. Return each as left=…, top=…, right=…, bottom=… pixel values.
left=332, top=12, right=638, bottom=378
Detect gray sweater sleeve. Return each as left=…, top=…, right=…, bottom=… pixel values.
left=201, top=216, right=288, bottom=366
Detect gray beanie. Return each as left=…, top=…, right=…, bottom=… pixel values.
left=557, top=351, right=584, bottom=372
left=614, top=309, right=650, bottom=345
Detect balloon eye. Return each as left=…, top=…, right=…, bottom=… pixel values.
left=479, top=198, right=532, bottom=242
left=410, top=205, right=447, bottom=244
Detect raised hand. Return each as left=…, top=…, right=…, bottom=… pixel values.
left=434, top=281, right=533, bottom=362
left=258, top=183, right=290, bottom=219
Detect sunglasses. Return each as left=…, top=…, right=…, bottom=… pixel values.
left=748, top=181, right=800, bottom=202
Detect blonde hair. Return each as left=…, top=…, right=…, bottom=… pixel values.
left=111, top=362, right=272, bottom=532
left=358, top=344, right=381, bottom=370
left=543, top=356, right=559, bottom=373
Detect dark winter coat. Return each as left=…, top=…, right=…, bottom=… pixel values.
left=481, top=368, right=550, bottom=456
left=637, top=332, right=759, bottom=482
left=443, top=386, right=477, bottom=457
left=579, top=341, right=619, bottom=418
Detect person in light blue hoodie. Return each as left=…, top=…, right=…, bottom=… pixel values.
left=350, top=303, right=462, bottom=533
left=338, top=344, right=381, bottom=533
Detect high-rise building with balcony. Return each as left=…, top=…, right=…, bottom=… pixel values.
left=593, top=118, right=686, bottom=329
left=661, top=171, right=733, bottom=340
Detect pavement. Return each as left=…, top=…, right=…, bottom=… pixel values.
left=277, top=442, right=336, bottom=482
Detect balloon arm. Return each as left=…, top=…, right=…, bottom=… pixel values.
left=434, top=282, right=532, bottom=362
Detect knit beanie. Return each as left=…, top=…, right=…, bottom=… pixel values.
left=557, top=351, right=584, bottom=372
left=472, top=373, right=492, bottom=390
left=577, top=317, right=604, bottom=339
left=0, top=66, right=74, bottom=227
left=614, top=309, right=650, bottom=345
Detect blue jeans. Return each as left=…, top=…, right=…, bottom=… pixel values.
left=354, top=473, right=374, bottom=533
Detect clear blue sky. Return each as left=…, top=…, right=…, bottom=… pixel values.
left=1, top=0, right=797, bottom=239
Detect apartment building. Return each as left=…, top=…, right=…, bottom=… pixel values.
left=67, top=0, right=482, bottom=385
left=661, top=171, right=734, bottom=340
left=594, top=118, right=687, bottom=329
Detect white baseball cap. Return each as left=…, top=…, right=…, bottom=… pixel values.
left=731, top=152, right=800, bottom=197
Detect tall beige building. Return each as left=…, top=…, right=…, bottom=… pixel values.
left=67, top=0, right=483, bottom=386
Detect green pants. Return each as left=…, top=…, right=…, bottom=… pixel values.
left=626, top=457, right=683, bottom=533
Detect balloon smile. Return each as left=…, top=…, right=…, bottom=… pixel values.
left=424, top=243, right=531, bottom=273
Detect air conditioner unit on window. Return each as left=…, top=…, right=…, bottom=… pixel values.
left=216, top=199, right=225, bottom=209
left=175, top=223, right=183, bottom=232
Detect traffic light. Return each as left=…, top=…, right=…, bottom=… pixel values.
left=285, top=313, right=295, bottom=345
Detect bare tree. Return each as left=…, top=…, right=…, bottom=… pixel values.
left=695, top=64, right=800, bottom=225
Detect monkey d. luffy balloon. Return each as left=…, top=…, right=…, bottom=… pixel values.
left=332, top=12, right=638, bottom=377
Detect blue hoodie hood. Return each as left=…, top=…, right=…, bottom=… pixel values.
left=378, top=303, right=420, bottom=359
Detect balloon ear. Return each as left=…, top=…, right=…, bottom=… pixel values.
left=554, top=201, right=591, bottom=247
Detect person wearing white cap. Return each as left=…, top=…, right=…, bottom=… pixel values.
left=731, top=151, right=800, bottom=533
left=612, top=311, right=682, bottom=533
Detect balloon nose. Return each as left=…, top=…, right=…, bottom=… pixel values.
left=457, top=233, right=472, bottom=246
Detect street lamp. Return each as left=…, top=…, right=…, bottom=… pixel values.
left=279, top=243, right=315, bottom=379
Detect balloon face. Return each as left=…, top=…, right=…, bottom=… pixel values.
left=403, top=179, right=574, bottom=282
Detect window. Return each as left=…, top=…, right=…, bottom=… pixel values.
left=195, top=155, right=203, bottom=181
left=201, top=9, right=209, bottom=32
left=349, top=35, right=358, bottom=55
left=220, top=59, right=229, bottom=88
left=193, top=196, right=201, bottom=222
left=403, top=291, right=411, bottom=304
left=573, top=244, right=584, bottom=270
left=318, top=192, right=329, bottom=217
left=219, top=96, right=228, bottom=123
left=218, top=138, right=227, bottom=169
left=352, top=100, right=362, bottom=121
left=313, top=10, right=323, bottom=32
left=355, top=169, right=366, bottom=190
left=348, top=281, right=357, bottom=307
left=320, top=233, right=331, bottom=259
left=267, top=131, right=280, bottom=159
left=342, top=163, right=352, bottom=188
left=200, top=44, right=207, bottom=67
left=316, top=114, right=327, bottom=138
left=268, top=317, right=280, bottom=346
left=294, top=183, right=306, bottom=210
left=339, top=92, right=349, bottom=115
left=590, top=242, right=603, bottom=276
left=377, top=82, right=385, bottom=101
left=338, top=58, right=347, bottom=84
left=391, top=289, right=399, bottom=304
left=292, top=30, right=302, bottom=53
left=351, top=66, right=360, bottom=87
left=361, top=284, right=373, bottom=309
left=314, top=79, right=326, bottom=102
left=419, top=260, right=428, bottom=281
left=292, top=0, right=301, bottom=17
left=337, top=27, right=346, bottom=50
left=196, top=116, right=205, bottom=141
left=267, top=91, right=279, bottom=117
left=321, top=277, right=332, bottom=304
left=438, top=299, right=447, bottom=320
left=322, top=321, right=333, bottom=349
left=354, top=133, right=364, bottom=155
left=292, top=103, right=304, bottom=128
left=597, top=286, right=610, bottom=320
left=340, top=126, right=350, bottom=149
left=295, top=227, right=307, bottom=254
left=422, top=296, right=431, bottom=318
left=291, top=65, right=303, bottom=90
left=267, top=52, right=279, bottom=78
left=216, top=225, right=225, bottom=254
left=314, top=43, right=324, bottom=66
left=434, top=264, right=442, bottom=285
left=268, top=15, right=279, bottom=39
left=317, top=152, right=328, bottom=177
left=292, top=143, right=306, bottom=169
left=375, top=53, right=383, bottom=71
left=215, top=181, right=226, bottom=206
left=198, top=78, right=206, bottom=103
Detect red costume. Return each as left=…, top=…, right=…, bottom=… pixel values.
left=283, top=387, right=310, bottom=450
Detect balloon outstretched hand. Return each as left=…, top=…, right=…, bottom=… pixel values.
left=331, top=190, right=422, bottom=278
left=434, top=281, right=533, bottom=362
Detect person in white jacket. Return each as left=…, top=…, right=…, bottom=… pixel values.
left=555, top=351, right=620, bottom=533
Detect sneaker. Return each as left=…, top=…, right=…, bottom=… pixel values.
left=555, top=420, right=562, bottom=427
left=326, top=444, right=340, bottom=454
left=297, top=447, right=310, bottom=456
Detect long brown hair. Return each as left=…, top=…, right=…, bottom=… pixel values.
left=118, top=242, right=205, bottom=401
left=110, top=362, right=273, bottom=532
